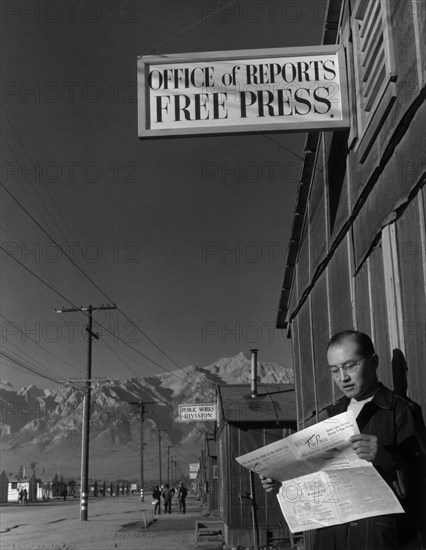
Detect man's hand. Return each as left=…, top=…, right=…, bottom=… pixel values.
left=259, top=474, right=282, bottom=494
left=349, top=434, right=378, bottom=462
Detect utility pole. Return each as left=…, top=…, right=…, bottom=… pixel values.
left=173, top=460, right=177, bottom=483
left=128, top=401, right=154, bottom=502
left=55, top=304, right=116, bottom=521
left=167, top=445, right=172, bottom=485
left=158, top=429, right=166, bottom=486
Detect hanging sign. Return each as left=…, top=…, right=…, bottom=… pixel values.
left=138, top=45, right=349, bottom=138
left=178, top=403, right=217, bottom=422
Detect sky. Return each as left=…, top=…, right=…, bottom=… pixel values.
left=1, top=0, right=326, bottom=389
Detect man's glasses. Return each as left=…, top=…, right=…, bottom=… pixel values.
left=329, top=355, right=375, bottom=378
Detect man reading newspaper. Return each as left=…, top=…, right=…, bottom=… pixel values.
left=260, top=330, right=426, bottom=550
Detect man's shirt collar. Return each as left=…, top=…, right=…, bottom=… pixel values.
left=327, top=383, right=392, bottom=417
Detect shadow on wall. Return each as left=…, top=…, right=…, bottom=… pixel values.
left=392, top=347, right=426, bottom=549
left=392, top=348, right=408, bottom=398
left=391, top=347, right=426, bottom=448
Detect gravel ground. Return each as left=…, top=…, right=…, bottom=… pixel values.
left=0, top=496, right=224, bottom=550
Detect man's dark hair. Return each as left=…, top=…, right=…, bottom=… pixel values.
left=328, top=330, right=375, bottom=357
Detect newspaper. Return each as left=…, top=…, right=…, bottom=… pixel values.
left=235, top=411, right=404, bottom=533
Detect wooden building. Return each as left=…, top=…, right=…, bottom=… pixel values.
left=216, top=383, right=296, bottom=548
left=199, top=448, right=208, bottom=505
left=0, top=471, right=9, bottom=503
left=276, top=0, right=425, bottom=547
left=205, top=436, right=218, bottom=513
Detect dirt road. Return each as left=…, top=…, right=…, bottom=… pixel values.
left=0, top=495, right=223, bottom=550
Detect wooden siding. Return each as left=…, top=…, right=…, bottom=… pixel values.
left=354, top=258, right=371, bottom=335
left=330, top=171, right=350, bottom=242
left=328, top=236, right=353, bottom=332
left=369, top=243, right=392, bottom=388
left=219, top=424, right=293, bottom=547
left=298, top=301, right=316, bottom=421
left=347, top=145, right=364, bottom=202
left=292, top=315, right=304, bottom=429
left=297, top=224, right=310, bottom=298
left=309, top=138, right=327, bottom=274
left=416, top=0, right=426, bottom=87
left=218, top=428, right=228, bottom=522
left=388, top=0, right=424, bottom=135
left=395, top=190, right=426, bottom=412
left=287, top=275, right=298, bottom=323
left=353, top=102, right=426, bottom=268
left=310, top=271, right=334, bottom=414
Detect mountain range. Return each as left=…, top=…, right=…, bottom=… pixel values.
left=0, top=352, right=293, bottom=483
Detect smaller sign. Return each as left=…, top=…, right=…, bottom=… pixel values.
left=189, top=463, right=199, bottom=473
left=189, top=472, right=198, bottom=479
left=179, top=403, right=217, bottom=422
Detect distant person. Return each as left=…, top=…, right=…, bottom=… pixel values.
left=62, top=487, right=67, bottom=501
left=162, top=484, right=172, bottom=514
left=177, top=482, right=187, bottom=514
left=23, top=488, right=28, bottom=505
left=152, top=486, right=161, bottom=515
left=18, top=488, right=24, bottom=505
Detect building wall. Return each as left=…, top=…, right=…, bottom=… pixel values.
left=218, top=423, right=294, bottom=548
left=8, top=481, right=30, bottom=502
left=0, top=472, right=9, bottom=503
left=285, top=0, right=426, bottom=427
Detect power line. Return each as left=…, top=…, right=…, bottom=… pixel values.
left=115, top=309, right=186, bottom=372
left=151, top=0, right=238, bottom=53
left=1, top=181, right=201, bottom=385
left=1, top=339, right=77, bottom=383
left=2, top=241, right=248, bottom=389
left=1, top=116, right=209, bottom=386
left=98, top=336, right=139, bottom=377
left=1, top=135, right=69, bottom=246
left=1, top=108, right=87, bottom=248
left=2, top=111, right=115, bottom=300
left=1, top=126, right=215, bottom=390
left=1, top=176, right=178, bottom=372
left=0, top=183, right=110, bottom=300
left=90, top=317, right=203, bottom=390
left=1, top=243, right=202, bottom=386
left=173, top=442, right=200, bottom=460
left=1, top=241, right=159, bottom=379
left=1, top=126, right=110, bottom=300
left=0, top=350, right=64, bottom=385
left=262, top=134, right=322, bottom=173
left=0, top=193, right=185, bottom=378
left=0, top=313, right=85, bottom=376
left=0, top=244, right=80, bottom=309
